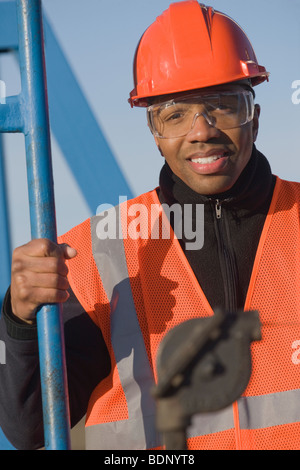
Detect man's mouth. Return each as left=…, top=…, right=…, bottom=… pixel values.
left=188, top=150, right=230, bottom=164
left=187, top=150, right=231, bottom=174
left=190, top=154, right=223, bottom=164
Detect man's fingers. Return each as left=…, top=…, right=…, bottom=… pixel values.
left=25, top=287, right=70, bottom=307
left=60, top=244, right=77, bottom=260
left=30, top=273, right=70, bottom=291
left=10, top=238, right=77, bottom=321
left=15, top=239, right=77, bottom=259
left=14, top=271, right=69, bottom=297
left=12, top=255, right=69, bottom=276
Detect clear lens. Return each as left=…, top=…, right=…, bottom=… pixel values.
left=147, top=91, right=254, bottom=138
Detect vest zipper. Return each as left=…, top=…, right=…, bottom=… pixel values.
left=215, top=199, right=222, bottom=219
left=213, top=198, right=242, bottom=448
left=212, top=199, right=238, bottom=312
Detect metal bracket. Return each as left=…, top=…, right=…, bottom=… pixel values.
left=153, top=309, right=261, bottom=450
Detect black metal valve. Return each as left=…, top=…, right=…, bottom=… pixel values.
left=152, top=309, right=261, bottom=450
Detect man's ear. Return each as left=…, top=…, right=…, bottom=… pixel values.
left=154, top=136, right=164, bottom=157
left=253, top=104, right=260, bottom=143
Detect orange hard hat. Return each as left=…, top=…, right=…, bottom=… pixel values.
left=129, top=1, right=269, bottom=107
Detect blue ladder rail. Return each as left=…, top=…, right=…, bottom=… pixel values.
left=0, top=1, right=133, bottom=213
left=0, top=0, right=71, bottom=449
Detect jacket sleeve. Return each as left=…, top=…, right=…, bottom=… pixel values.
left=0, top=287, right=111, bottom=450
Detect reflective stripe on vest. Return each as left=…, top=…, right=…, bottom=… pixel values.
left=61, top=178, right=300, bottom=449
left=237, top=389, right=300, bottom=430
left=89, top=213, right=160, bottom=449
left=85, top=389, right=300, bottom=448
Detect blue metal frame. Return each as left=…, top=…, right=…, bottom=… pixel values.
left=0, top=135, right=11, bottom=306
left=0, top=0, right=71, bottom=449
left=17, top=0, right=71, bottom=449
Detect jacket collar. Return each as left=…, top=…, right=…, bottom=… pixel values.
left=158, top=145, right=275, bottom=216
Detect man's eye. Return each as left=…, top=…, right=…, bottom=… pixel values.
left=208, top=103, right=234, bottom=114
left=216, top=105, right=234, bottom=113
left=165, top=112, right=184, bottom=121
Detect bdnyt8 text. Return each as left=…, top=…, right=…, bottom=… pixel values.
left=147, top=454, right=195, bottom=464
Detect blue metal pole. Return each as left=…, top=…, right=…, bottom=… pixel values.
left=0, top=134, right=12, bottom=307
left=15, top=0, right=71, bottom=449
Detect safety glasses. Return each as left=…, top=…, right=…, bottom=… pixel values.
left=147, top=90, right=254, bottom=138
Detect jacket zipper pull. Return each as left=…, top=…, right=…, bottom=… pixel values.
left=215, top=199, right=222, bottom=219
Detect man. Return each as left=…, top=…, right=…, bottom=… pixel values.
left=0, top=1, right=300, bottom=450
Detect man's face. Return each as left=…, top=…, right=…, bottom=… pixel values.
left=153, top=84, right=260, bottom=195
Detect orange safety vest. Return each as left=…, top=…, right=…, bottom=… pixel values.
left=60, top=177, right=300, bottom=450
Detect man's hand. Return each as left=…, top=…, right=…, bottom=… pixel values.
left=10, top=238, right=77, bottom=323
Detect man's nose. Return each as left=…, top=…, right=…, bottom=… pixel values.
left=186, top=113, right=221, bottom=141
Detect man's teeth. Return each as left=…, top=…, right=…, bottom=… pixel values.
left=191, top=155, right=222, bottom=164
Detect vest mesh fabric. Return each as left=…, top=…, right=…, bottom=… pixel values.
left=239, top=179, right=300, bottom=449
left=120, top=192, right=213, bottom=381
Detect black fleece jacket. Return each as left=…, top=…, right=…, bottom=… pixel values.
left=0, top=145, right=275, bottom=449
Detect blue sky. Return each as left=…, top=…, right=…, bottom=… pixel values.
left=0, top=0, right=300, bottom=249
